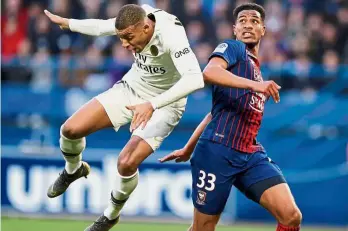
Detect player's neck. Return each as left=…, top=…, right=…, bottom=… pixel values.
left=246, top=42, right=260, bottom=58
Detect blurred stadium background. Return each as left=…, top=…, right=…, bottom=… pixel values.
left=1, top=0, right=348, bottom=230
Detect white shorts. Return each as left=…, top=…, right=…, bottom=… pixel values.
left=95, top=81, right=185, bottom=151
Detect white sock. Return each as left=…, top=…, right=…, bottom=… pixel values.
left=59, top=132, right=85, bottom=175
left=65, top=158, right=82, bottom=174
left=104, top=170, right=139, bottom=220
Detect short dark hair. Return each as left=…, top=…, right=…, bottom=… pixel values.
left=233, top=3, right=266, bottom=22
left=115, top=4, right=146, bottom=30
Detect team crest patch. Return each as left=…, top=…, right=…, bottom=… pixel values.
left=196, top=190, right=206, bottom=205
left=150, top=45, right=159, bottom=56
left=213, top=43, right=228, bottom=53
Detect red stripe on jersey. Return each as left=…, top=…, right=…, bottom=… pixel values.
left=231, top=94, right=249, bottom=148
left=213, top=109, right=225, bottom=142
left=243, top=61, right=249, bottom=95
left=246, top=109, right=257, bottom=149
left=245, top=110, right=263, bottom=153
left=219, top=84, right=234, bottom=142
left=231, top=61, right=249, bottom=148
left=239, top=63, right=253, bottom=150
left=236, top=62, right=252, bottom=149
left=236, top=63, right=240, bottom=98
left=236, top=94, right=252, bottom=150
left=225, top=97, right=243, bottom=146
left=223, top=62, right=241, bottom=143
left=219, top=110, right=231, bottom=142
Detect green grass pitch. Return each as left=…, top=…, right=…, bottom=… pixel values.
left=1, top=217, right=344, bottom=231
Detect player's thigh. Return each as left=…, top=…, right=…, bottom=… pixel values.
left=132, top=105, right=184, bottom=151
left=63, top=81, right=134, bottom=139
left=190, top=140, right=235, bottom=216
left=62, top=98, right=113, bottom=139
left=94, top=81, right=134, bottom=130
left=234, top=153, right=301, bottom=222
left=259, top=183, right=301, bottom=225
left=190, top=208, right=221, bottom=231
left=234, top=153, right=286, bottom=203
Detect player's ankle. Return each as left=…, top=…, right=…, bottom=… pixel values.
left=104, top=207, right=120, bottom=220
left=65, top=161, right=82, bottom=174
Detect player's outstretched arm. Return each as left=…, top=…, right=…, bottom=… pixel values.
left=44, top=10, right=116, bottom=36
left=159, top=113, right=212, bottom=163
left=203, top=57, right=281, bottom=103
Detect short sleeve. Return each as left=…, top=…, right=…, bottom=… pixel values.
left=209, top=40, right=244, bottom=68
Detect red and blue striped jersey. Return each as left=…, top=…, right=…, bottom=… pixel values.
left=201, top=40, right=266, bottom=153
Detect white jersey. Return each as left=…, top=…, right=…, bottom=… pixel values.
left=69, top=4, right=203, bottom=109
left=123, top=6, right=194, bottom=107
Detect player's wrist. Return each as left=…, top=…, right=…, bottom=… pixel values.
left=67, top=18, right=75, bottom=31
left=149, top=101, right=157, bottom=110
left=63, top=18, right=70, bottom=30
left=249, top=82, right=258, bottom=91
left=183, top=145, right=194, bottom=155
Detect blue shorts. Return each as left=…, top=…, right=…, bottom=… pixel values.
left=190, top=139, right=286, bottom=215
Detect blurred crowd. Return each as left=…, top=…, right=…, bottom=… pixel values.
left=1, top=0, right=348, bottom=92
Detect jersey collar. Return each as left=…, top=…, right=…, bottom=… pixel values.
left=246, top=50, right=260, bottom=68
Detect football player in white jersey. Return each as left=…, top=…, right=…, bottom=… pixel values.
left=44, top=4, right=205, bottom=231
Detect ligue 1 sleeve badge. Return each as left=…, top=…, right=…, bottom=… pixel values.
left=150, top=45, right=159, bottom=56
left=196, top=190, right=207, bottom=205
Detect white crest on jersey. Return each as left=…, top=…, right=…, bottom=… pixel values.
left=214, top=43, right=228, bottom=53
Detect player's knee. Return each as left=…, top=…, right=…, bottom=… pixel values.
left=59, top=125, right=86, bottom=154
left=280, top=206, right=302, bottom=226
left=61, top=122, right=85, bottom=140
left=117, top=154, right=138, bottom=176
left=191, top=216, right=218, bottom=231
left=194, top=221, right=216, bottom=231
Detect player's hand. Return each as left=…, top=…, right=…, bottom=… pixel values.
left=126, top=102, right=154, bottom=132
left=252, top=80, right=281, bottom=103
left=158, top=148, right=192, bottom=163
left=44, top=10, right=70, bottom=30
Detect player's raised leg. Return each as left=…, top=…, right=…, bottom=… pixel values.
left=260, top=183, right=302, bottom=231
left=47, top=98, right=114, bottom=198
left=85, top=107, right=183, bottom=231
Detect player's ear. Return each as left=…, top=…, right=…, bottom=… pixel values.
left=261, top=24, right=266, bottom=36
left=143, top=20, right=150, bottom=34
left=233, top=25, right=237, bottom=36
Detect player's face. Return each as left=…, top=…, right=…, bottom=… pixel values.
left=233, top=10, right=265, bottom=46
left=118, top=21, right=152, bottom=53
